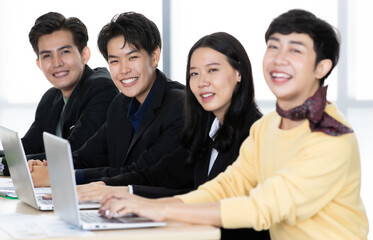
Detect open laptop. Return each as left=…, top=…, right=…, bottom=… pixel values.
left=43, top=132, right=166, bottom=230
left=0, top=126, right=100, bottom=211
left=0, top=126, right=53, bottom=210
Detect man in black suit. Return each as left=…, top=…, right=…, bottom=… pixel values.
left=29, top=12, right=185, bottom=187
left=0, top=12, right=118, bottom=176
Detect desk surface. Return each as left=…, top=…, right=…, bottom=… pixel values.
left=0, top=188, right=220, bottom=240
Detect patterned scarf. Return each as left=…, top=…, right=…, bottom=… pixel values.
left=276, top=86, right=353, bottom=136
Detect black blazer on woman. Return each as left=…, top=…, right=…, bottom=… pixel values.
left=72, top=70, right=185, bottom=184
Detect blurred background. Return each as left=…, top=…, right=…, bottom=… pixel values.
left=0, top=0, right=371, bottom=236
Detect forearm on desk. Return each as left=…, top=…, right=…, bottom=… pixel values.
left=164, top=201, right=222, bottom=227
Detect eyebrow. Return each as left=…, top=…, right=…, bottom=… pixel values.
left=268, top=36, right=305, bottom=46
left=190, top=62, right=221, bottom=70
left=39, top=45, right=73, bottom=55
left=108, top=49, right=139, bottom=59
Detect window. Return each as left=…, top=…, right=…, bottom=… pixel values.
left=0, top=0, right=162, bottom=134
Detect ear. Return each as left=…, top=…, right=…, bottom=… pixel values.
left=236, top=71, right=241, bottom=82
left=315, top=59, right=332, bottom=80
left=81, top=46, right=91, bottom=64
left=36, top=58, right=41, bottom=69
left=151, top=47, right=161, bottom=68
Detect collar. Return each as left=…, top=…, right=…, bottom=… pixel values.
left=209, top=117, right=221, bottom=140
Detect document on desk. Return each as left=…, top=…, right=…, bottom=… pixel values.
left=0, top=213, right=93, bottom=238
left=0, top=178, right=17, bottom=198
left=0, top=178, right=51, bottom=199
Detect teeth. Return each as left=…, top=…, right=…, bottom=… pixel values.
left=202, top=93, right=214, bottom=98
left=121, top=78, right=137, bottom=84
left=272, top=72, right=291, bottom=78
left=54, top=71, right=68, bottom=77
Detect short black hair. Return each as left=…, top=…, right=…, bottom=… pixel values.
left=265, top=9, right=340, bottom=86
left=98, top=12, right=161, bottom=61
left=29, top=12, right=88, bottom=56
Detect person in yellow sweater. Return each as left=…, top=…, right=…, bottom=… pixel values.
left=97, top=9, right=369, bottom=239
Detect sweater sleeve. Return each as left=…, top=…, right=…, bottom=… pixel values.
left=218, top=132, right=357, bottom=230
left=177, top=114, right=360, bottom=231
left=176, top=135, right=258, bottom=203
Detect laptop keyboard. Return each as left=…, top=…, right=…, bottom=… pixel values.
left=80, top=212, right=153, bottom=224
left=37, top=197, right=52, bottom=205
left=80, top=212, right=124, bottom=223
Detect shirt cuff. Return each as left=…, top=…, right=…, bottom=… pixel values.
left=0, top=158, right=4, bottom=176
left=128, top=185, right=134, bottom=194
left=75, top=169, right=85, bottom=184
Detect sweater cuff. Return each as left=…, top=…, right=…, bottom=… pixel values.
left=220, top=196, right=253, bottom=229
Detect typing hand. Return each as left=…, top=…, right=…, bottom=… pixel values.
left=42, top=193, right=52, bottom=200
left=77, top=181, right=129, bottom=202
left=99, top=193, right=166, bottom=221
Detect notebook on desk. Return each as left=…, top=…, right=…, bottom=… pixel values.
left=43, top=132, right=166, bottom=230
left=0, top=126, right=100, bottom=211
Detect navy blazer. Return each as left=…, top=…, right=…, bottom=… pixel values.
left=73, top=70, right=185, bottom=184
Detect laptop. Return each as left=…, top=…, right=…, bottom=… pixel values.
left=43, top=132, right=166, bottom=230
left=0, top=126, right=53, bottom=210
left=0, top=126, right=100, bottom=210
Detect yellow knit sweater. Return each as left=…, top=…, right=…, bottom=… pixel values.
left=177, top=103, right=369, bottom=240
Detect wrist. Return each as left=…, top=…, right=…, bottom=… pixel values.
left=162, top=203, right=172, bottom=221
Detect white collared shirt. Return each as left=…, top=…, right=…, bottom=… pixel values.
left=208, top=117, right=220, bottom=175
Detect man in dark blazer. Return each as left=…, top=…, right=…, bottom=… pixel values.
left=0, top=12, right=118, bottom=176
left=29, top=12, right=185, bottom=187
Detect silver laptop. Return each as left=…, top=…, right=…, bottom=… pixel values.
left=0, top=126, right=53, bottom=210
left=43, top=132, right=166, bottom=230
left=0, top=126, right=100, bottom=210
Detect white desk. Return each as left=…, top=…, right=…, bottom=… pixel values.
left=0, top=185, right=220, bottom=240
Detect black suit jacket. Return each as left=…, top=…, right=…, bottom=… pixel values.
left=22, top=65, right=118, bottom=155
left=101, top=117, right=250, bottom=197
left=1, top=65, right=118, bottom=175
left=73, top=70, right=185, bottom=184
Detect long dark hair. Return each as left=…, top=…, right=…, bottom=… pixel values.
left=181, top=32, right=262, bottom=162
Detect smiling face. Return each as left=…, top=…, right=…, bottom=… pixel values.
left=36, top=30, right=90, bottom=98
left=107, top=35, right=160, bottom=104
left=263, top=32, right=332, bottom=110
left=189, top=47, right=241, bottom=122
